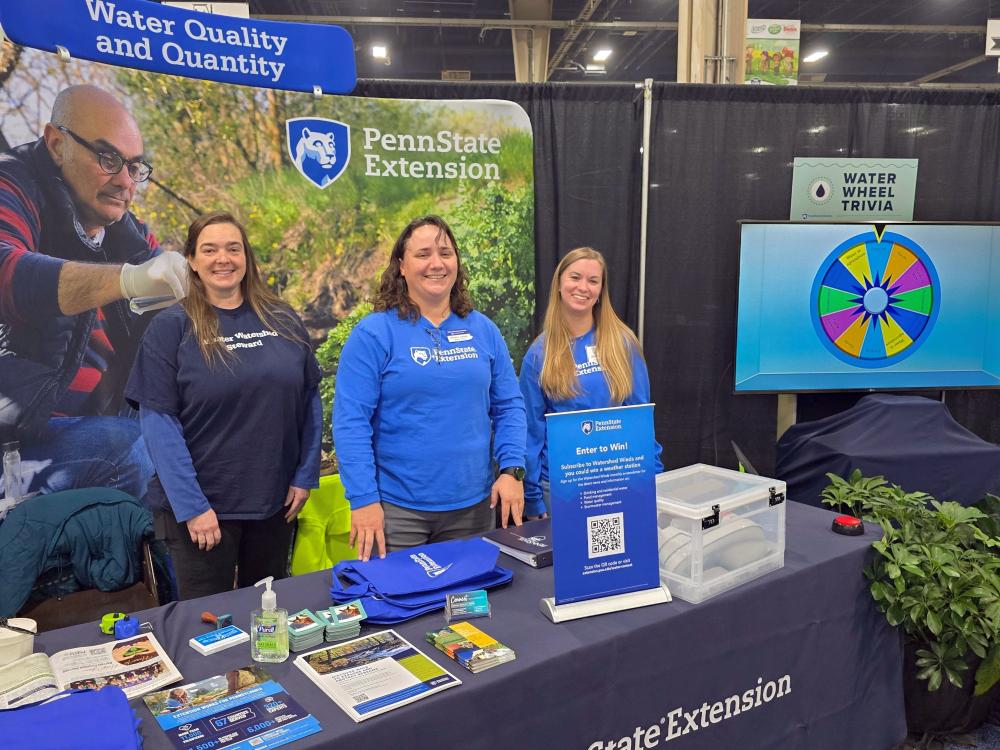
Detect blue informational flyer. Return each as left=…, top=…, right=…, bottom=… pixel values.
left=144, top=667, right=320, bottom=750
left=546, top=404, right=661, bottom=605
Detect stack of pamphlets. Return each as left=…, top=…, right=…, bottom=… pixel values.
left=425, top=621, right=516, bottom=673
left=0, top=633, right=181, bottom=708
left=144, top=665, right=320, bottom=750
left=288, top=609, right=326, bottom=653
left=316, top=599, right=367, bottom=642
left=293, top=630, right=460, bottom=722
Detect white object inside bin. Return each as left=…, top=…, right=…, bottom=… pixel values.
left=655, top=464, right=786, bottom=603
left=0, top=618, right=36, bottom=667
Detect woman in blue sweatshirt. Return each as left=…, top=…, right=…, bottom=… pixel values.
left=125, top=212, right=321, bottom=600
left=333, top=215, right=526, bottom=561
left=519, top=247, right=663, bottom=517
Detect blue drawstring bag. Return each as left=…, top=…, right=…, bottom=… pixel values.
left=0, top=687, right=142, bottom=750
left=330, top=538, right=513, bottom=623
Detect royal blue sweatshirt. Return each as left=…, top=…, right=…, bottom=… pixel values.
left=333, top=308, right=526, bottom=512
left=518, top=328, right=664, bottom=516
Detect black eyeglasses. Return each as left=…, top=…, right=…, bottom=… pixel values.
left=57, top=125, right=153, bottom=183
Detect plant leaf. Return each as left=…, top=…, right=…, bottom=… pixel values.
left=928, top=669, right=942, bottom=691
left=926, top=611, right=943, bottom=636
left=975, top=644, right=1000, bottom=696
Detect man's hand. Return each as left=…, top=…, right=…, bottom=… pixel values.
left=120, top=251, right=189, bottom=301
left=186, top=508, right=221, bottom=551
left=491, top=473, right=524, bottom=529
left=350, top=502, right=386, bottom=562
left=284, top=486, right=310, bottom=522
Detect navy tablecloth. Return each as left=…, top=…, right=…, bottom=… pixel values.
left=36, top=501, right=905, bottom=750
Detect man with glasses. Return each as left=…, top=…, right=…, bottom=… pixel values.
left=0, top=84, right=189, bottom=500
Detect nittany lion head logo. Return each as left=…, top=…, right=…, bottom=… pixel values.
left=286, top=118, right=350, bottom=189
left=581, top=420, right=594, bottom=435
left=410, top=346, right=432, bottom=366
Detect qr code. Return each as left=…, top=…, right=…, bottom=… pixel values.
left=587, top=512, right=625, bottom=558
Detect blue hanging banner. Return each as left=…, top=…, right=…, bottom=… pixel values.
left=547, top=404, right=661, bottom=605
left=0, top=0, right=357, bottom=94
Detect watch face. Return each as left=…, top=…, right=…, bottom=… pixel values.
left=504, top=466, right=525, bottom=481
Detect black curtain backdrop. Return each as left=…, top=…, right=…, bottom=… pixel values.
left=353, top=80, right=1000, bottom=477
left=646, top=84, right=1000, bottom=475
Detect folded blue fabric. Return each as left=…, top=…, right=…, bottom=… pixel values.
left=330, top=538, right=513, bottom=624
left=0, top=687, right=141, bottom=750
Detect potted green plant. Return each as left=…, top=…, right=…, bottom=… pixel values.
left=821, top=470, right=1000, bottom=737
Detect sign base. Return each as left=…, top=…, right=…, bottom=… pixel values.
left=539, top=585, right=671, bottom=623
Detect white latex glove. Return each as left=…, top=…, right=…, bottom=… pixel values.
left=120, top=251, right=189, bottom=301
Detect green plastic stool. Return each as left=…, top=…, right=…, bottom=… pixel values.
left=291, top=474, right=356, bottom=575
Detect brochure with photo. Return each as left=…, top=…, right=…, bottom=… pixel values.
left=426, top=621, right=516, bottom=673
left=0, top=633, right=181, bottom=708
left=293, top=629, right=460, bottom=722
left=144, top=665, right=321, bottom=750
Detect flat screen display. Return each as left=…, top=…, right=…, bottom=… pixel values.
left=735, top=222, right=1000, bottom=392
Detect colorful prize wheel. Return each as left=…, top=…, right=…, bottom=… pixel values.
left=810, top=229, right=940, bottom=368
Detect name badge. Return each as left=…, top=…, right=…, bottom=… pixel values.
left=447, top=329, right=473, bottom=342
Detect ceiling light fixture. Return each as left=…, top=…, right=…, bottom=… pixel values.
left=372, top=45, right=388, bottom=59
left=593, top=48, right=612, bottom=62
left=802, top=50, right=829, bottom=63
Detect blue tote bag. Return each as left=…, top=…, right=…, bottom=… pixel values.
left=0, top=687, right=142, bottom=750
left=330, top=537, right=513, bottom=623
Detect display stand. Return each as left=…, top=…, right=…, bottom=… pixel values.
left=539, top=584, right=671, bottom=623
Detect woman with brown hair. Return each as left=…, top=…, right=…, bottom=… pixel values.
left=333, top=214, right=526, bottom=561
left=125, top=211, right=321, bottom=599
left=519, top=247, right=662, bottom=517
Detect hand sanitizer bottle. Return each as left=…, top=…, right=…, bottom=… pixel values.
left=250, top=576, right=288, bottom=663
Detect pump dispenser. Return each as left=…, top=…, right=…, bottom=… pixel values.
left=250, top=576, right=288, bottom=663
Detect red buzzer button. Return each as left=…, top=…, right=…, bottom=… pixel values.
left=832, top=515, right=864, bottom=536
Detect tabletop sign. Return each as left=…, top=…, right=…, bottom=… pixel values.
left=790, top=157, right=918, bottom=221
left=547, top=404, right=660, bottom=605
left=0, top=0, right=357, bottom=94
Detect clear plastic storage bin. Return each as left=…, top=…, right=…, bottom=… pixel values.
left=656, top=464, right=785, bottom=603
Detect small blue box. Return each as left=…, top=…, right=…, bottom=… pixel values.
left=189, top=625, right=249, bottom=655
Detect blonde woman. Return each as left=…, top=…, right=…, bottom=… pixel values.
left=125, top=212, right=321, bottom=599
left=518, top=247, right=663, bottom=517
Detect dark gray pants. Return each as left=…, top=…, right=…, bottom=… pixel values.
left=382, top=498, right=494, bottom=553
left=158, top=508, right=294, bottom=601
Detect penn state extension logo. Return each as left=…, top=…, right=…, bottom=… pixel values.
left=410, top=346, right=432, bottom=366
left=581, top=420, right=594, bottom=435
left=522, top=535, right=548, bottom=548
left=286, top=117, right=350, bottom=188
left=410, top=551, right=453, bottom=578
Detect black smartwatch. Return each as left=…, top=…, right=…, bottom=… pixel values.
left=500, top=466, right=525, bottom=481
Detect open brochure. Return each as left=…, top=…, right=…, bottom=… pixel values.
left=144, top=666, right=321, bottom=750
left=293, top=629, right=460, bottom=722
left=0, top=633, right=181, bottom=708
